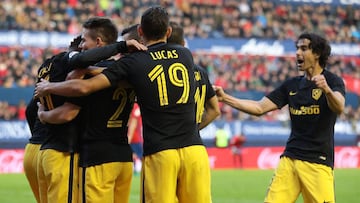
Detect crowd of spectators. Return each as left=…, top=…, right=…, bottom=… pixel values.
left=1, top=0, right=359, bottom=42
left=1, top=47, right=359, bottom=125
left=0, top=0, right=359, bottom=126
left=0, top=100, right=26, bottom=121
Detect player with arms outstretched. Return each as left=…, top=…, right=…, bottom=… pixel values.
left=214, top=33, right=345, bottom=203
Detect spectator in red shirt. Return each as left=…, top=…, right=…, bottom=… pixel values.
left=17, top=99, right=27, bottom=120
left=127, top=103, right=143, bottom=174
left=230, top=134, right=246, bottom=168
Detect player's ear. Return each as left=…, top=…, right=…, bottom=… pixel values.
left=138, top=26, right=144, bottom=38
left=314, top=52, right=320, bottom=60
left=96, top=37, right=104, bottom=47
left=166, top=26, right=172, bottom=39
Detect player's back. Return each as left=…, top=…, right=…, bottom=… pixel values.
left=79, top=59, right=134, bottom=166
left=108, top=42, right=202, bottom=155
left=37, top=52, right=83, bottom=153
left=81, top=60, right=134, bottom=139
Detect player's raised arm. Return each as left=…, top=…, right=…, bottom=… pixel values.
left=68, top=40, right=147, bottom=68
left=311, top=74, right=345, bottom=114
left=66, top=66, right=105, bottom=80
left=34, top=73, right=111, bottom=98
left=213, top=85, right=278, bottom=116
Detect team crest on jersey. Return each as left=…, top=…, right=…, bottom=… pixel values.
left=312, top=89, right=322, bottom=100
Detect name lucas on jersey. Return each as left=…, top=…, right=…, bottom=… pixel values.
left=150, top=49, right=179, bottom=60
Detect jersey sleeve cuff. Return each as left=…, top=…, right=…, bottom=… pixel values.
left=116, top=41, right=128, bottom=53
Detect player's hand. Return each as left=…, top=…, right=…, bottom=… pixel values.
left=37, top=102, right=46, bottom=124
left=126, top=39, right=147, bottom=52
left=311, top=74, right=331, bottom=94
left=66, top=69, right=86, bottom=80
left=213, top=85, right=225, bottom=102
left=34, top=79, right=50, bottom=98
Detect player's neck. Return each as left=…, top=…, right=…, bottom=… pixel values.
left=145, top=38, right=167, bottom=47
left=305, top=64, right=323, bottom=80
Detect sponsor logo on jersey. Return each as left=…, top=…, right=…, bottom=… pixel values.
left=289, top=105, right=320, bottom=115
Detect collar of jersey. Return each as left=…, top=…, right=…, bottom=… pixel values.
left=148, top=42, right=166, bottom=49
left=299, top=69, right=326, bottom=90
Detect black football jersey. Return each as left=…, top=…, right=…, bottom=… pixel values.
left=78, top=60, right=134, bottom=167
left=194, top=64, right=216, bottom=124
left=37, top=52, right=83, bottom=152
left=25, top=98, right=48, bottom=144
left=102, top=42, right=203, bottom=155
left=267, top=69, right=345, bottom=168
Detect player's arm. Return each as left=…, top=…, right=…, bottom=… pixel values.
left=86, top=66, right=105, bottom=75
left=37, top=102, right=80, bottom=124
left=34, top=73, right=111, bottom=97
left=198, top=96, right=220, bottom=130
left=68, top=40, right=147, bottom=68
left=312, top=75, right=345, bottom=114
left=324, top=91, right=345, bottom=114
left=66, top=66, right=105, bottom=80
left=214, top=85, right=278, bottom=116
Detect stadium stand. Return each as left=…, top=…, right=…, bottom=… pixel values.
left=0, top=0, right=359, bottom=41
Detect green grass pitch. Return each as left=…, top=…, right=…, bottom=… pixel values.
left=0, top=169, right=359, bottom=203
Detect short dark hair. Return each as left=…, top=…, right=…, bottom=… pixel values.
left=121, top=24, right=140, bottom=41
left=69, top=35, right=82, bottom=51
left=82, top=17, right=118, bottom=44
left=167, top=21, right=184, bottom=45
left=140, top=6, right=169, bottom=41
left=296, top=33, right=331, bottom=68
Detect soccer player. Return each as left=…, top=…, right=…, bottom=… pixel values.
left=121, top=23, right=141, bottom=42
left=35, top=6, right=212, bottom=203
left=37, top=17, right=139, bottom=203
left=23, top=35, right=83, bottom=203
left=75, top=17, right=134, bottom=203
left=23, top=97, right=48, bottom=203
left=167, top=21, right=220, bottom=129
left=214, top=33, right=345, bottom=203
left=35, top=37, right=85, bottom=203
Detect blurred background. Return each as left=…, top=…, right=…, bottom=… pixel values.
left=0, top=0, right=359, bottom=172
